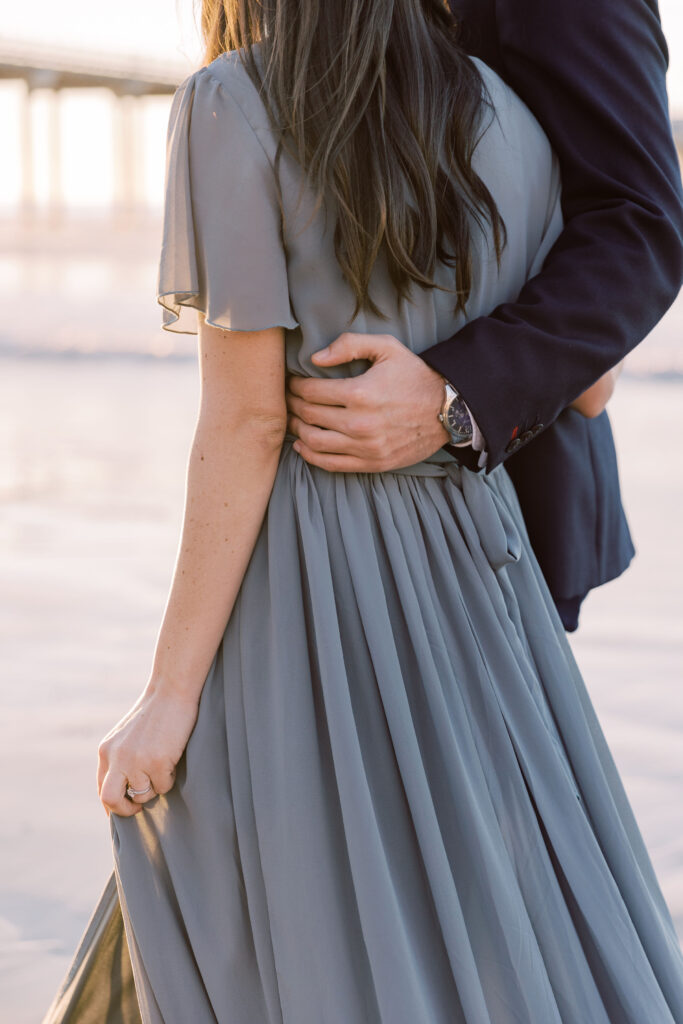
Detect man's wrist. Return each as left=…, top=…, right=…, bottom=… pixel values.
left=438, top=378, right=474, bottom=444
left=438, top=376, right=488, bottom=468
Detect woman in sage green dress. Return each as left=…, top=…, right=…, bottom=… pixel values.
left=44, top=1, right=683, bottom=1022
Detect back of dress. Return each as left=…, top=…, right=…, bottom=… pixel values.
left=157, top=46, right=563, bottom=383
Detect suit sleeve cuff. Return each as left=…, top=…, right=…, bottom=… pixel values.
left=465, top=404, right=489, bottom=471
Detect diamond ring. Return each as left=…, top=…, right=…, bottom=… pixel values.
left=126, top=782, right=153, bottom=799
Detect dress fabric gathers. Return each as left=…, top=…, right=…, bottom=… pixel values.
left=43, top=45, right=683, bottom=1024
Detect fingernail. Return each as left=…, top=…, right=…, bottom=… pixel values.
left=293, top=441, right=301, bottom=452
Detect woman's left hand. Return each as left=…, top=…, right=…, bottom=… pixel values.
left=97, top=686, right=200, bottom=817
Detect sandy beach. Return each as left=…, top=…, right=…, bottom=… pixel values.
left=0, top=354, right=681, bottom=1022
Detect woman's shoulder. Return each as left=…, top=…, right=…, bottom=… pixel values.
left=182, top=44, right=276, bottom=148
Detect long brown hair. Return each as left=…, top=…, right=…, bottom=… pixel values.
left=200, top=0, right=506, bottom=320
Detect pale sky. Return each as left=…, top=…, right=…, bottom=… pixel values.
left=1, top=1, right=682, bottom=210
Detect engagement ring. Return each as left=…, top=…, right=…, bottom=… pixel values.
left=126, top=782, right=152, bottom=799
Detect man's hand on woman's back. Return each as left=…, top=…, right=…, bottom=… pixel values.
left=286, top=333, right=451, bottom=473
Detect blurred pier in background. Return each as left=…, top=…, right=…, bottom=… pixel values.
left=0, top=39, right=188, bottom=214
left=1, top=38, right=681, bottom=216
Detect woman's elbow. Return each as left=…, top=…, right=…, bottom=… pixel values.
left=251, top=411, right=289, bottom=450
left=198, top=405, right=288, bottom=454
left=234, top=408, right=288, bottom=451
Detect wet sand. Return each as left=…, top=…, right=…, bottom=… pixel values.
left=0, top=359, right=681, bottom=1023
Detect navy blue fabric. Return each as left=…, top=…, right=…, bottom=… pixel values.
left=422, top=0, right=683, bottom=624
left=504, top=409, right=636, bottom=631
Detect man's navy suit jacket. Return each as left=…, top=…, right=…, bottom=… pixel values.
left=420, top=0, right=683, bottom=629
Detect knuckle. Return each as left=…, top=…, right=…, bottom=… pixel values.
left=339, top=413, right=355, bottom=436
left=350, top=383, right=367, bottom=406
left=344, top=379, right=360, bottom=403
left=354, top=415, right=374, bottom=436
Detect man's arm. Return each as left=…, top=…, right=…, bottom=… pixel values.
left=420, top=0, right=683, bottom=469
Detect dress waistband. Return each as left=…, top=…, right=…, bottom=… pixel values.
left=282, top=433, right=520, bottom=571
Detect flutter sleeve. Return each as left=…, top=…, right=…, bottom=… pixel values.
left=157, top=65, right=300, bottom=334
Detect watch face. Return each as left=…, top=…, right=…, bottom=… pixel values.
left=446, top=397, right=473, bottom=441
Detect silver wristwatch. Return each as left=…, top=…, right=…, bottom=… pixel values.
left=438, top=381, right=474, bottom=446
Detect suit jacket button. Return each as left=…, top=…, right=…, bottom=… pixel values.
left=520, top=430, right=534, bottom=444
left=505, top=437, right=522, bottom=453
left=532, top=423, right=544, bottom=436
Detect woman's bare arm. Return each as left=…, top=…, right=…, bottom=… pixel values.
left=98, top=318, right=287, bottom=816
left=149, top=318, right=287, bottom=699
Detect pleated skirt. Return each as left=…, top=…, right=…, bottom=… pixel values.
left=45, top=442, right=683, bottom=1024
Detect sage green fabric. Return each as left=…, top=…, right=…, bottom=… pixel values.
left=43, top=874, right=140, bottom=1024
left=45, top=46, right=683, bottom=1024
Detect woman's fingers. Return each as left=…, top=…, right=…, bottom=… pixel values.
left=124, top=773, right=156, bottom=805
left=100, top=768, right=143, bottom=817
left=150, top=765, right=177, bottom=797
left=125, top=765, right=177, bottom=802
left=98, top=761, right=177, bottom=816
left=96, top=752, right=107, bottom=797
